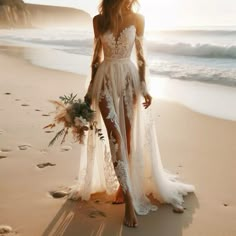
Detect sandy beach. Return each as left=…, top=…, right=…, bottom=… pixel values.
left=0, top=52, right=236, bottom=236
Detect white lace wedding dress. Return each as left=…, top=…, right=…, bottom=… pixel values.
left=69, top=25, right=195, bottom=215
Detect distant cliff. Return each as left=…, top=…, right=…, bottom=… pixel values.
left=0, top=0, right=91, bottom=29
left=27, top=4, right=91, bottom=29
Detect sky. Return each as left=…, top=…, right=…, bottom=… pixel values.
left=24, top=0, right=236, bottom=30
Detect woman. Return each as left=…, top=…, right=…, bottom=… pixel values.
left=77, top=0, right=195, bottom=228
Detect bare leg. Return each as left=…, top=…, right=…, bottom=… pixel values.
left=99, top=95, right=138, bottom=227
left=113, top=100, right=132, bottom=204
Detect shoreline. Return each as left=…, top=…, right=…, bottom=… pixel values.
left=0, top=52, right=236, bottom=235
left=0, top=38, right=236, bottom=88
left=1, top=43, right=236, bottom=121
left=0, top=43, right=91, bottom=77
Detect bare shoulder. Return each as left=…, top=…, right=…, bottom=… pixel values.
left=93, top=14, right=102, bottom=27
left=134, top=13, right=145, bottom=24
left=93, top=14, right=101, bottom=22
left=92, top=14, right=102, bottom=36
left=134, top=13, right=145, bottom=35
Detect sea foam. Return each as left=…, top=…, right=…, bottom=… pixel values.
left=148, top=42, right=236, bottom=59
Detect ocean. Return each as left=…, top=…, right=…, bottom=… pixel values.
left=0, top=27, right=236, bottom=120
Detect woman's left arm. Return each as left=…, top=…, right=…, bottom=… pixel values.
left=135, top=14, right=152, bottom=109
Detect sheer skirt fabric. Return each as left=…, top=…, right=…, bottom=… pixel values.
left=68, top=24, right=194, bottom=215
left=68, top=57, right=195, bottom=215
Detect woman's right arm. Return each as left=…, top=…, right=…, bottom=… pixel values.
left=85, top=15, right=103, bottom=105
left=90, top=15, right=102, bottom=83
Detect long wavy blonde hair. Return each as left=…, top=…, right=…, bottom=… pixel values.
left=98, top=0, right=139, bottom=34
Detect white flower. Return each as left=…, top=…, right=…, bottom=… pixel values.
left=74, top=116, right=87, bottom=127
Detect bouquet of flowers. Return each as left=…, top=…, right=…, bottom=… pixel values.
left=44, top=93, right=103, bottom=146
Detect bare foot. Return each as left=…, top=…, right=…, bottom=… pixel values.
left=124, top=199, right=138, bottom=227
left=113, top=185, right=124, bottom=204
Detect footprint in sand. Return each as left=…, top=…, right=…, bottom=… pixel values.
left=0, top=155, right=7, bottom=159
left=4, top=92, right=11, bottom=95
left=40, top=149, right=48, bottom=154
left=49, top=190, right=68, bottom=199
left=18, top=144, right=32, bottom=151
left=0, top=149, right=11, bottom=159
left=37, top=162, right=56, bottom=169
left=35, top=109, right=41, bottom=112
left=1, top=148, right=12, bottom=153
left=61, top=146, right=72, bottom=152
left=45, top=130, right=54, bottom=134
left=42, top=114, right=50, bottom=117
left=21, top=104, right=30, bottom=107
left=89, top=210, right=107, bottom=218
left=0, top=225, right=13, bottom=234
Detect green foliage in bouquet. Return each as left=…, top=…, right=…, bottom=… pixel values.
left=44, top=93, right=104, bottom=146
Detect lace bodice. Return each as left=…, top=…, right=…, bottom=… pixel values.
left=89, top=23, right=147, bottom=94
left=101, top=25, right=136, bottom=59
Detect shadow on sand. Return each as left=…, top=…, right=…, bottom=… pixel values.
left=42, top=192, right=199, bottom=236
